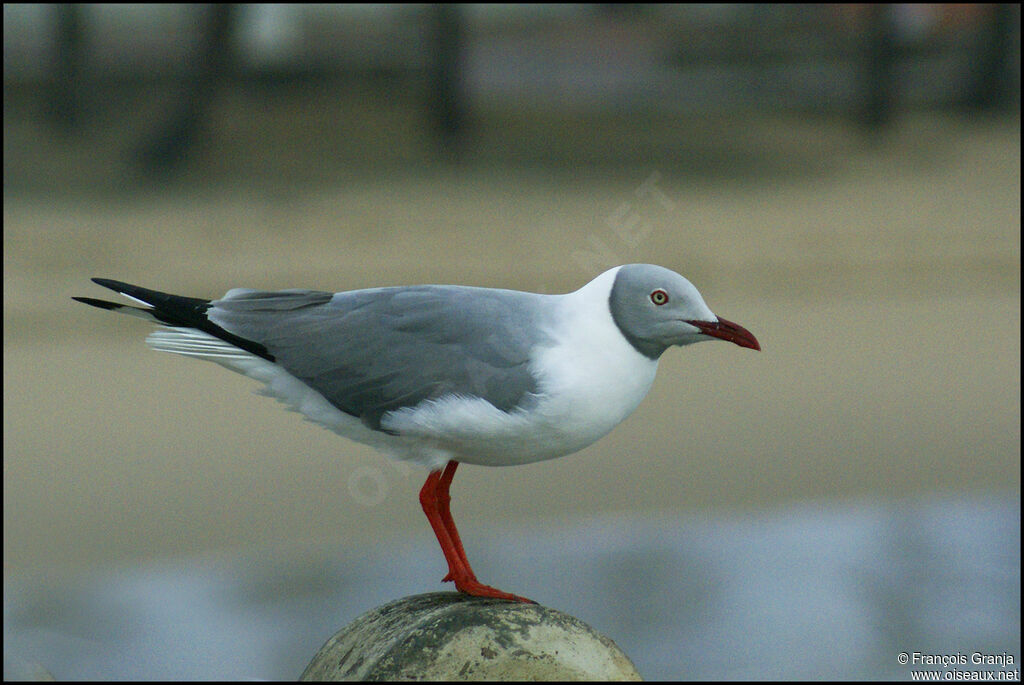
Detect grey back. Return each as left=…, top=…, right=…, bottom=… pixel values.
left=207, top=285, right=551, bottom=430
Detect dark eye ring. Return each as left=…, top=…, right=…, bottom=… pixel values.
left=650, top=289, right=669, bottom=305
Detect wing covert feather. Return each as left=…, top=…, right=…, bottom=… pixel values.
left=207, top=286, right=548, bottom=430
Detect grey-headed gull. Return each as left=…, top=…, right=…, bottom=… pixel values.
left=75, top=264, right=760, bottom=602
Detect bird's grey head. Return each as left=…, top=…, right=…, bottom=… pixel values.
left=608, top=264, right=760, bottom=359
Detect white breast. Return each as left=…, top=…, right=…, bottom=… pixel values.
left=524, top=269, right=659, bottom=456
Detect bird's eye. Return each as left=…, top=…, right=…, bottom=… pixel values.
left=650, top=289, right=669, bottom=305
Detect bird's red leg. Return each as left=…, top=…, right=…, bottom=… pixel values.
left=419, top=460, right=533, bottom=603
left=435, top=460, right=470, bottom=579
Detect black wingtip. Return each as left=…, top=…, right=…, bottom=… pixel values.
left=91, top=278, right=131, bottom=292
left=76, top=278, right=274, bottom=362
left=72, top=296, right=122, bottom=311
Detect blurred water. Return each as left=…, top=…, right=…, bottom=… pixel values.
left=4, top=493, right=1019, bottom=680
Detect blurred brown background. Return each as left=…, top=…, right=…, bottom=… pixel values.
left=2, top=4, right=1020, bottom=680
left=6, top=114, right=1020, bottom=570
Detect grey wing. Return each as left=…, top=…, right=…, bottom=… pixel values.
left=207, top=285, right=546, bottom=431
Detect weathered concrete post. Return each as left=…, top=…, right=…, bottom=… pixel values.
left=300, top=592, right=642, bottom=681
